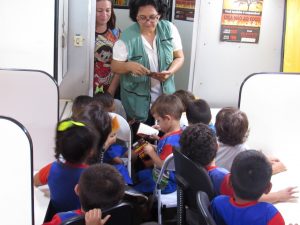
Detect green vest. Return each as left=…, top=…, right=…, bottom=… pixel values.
left=120, top=20, right=176, bottom=121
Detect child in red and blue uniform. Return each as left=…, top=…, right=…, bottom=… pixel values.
left=133, top=94, right=184, bottom=194
left=180, top=123, right=233, bottom=197
left=211, top=150, right=285, bottom=225
left=180, top=123, right=297, bottom=203
left=103, top=115, right=132, bottom=185
left=43, top=164, right=125, bottom=225
left=34, top=119, right=96, bottom=213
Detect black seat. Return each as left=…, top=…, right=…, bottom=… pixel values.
left=196, top=191, right=216, bottom=225
left=60, top=201, right=134, bottom=225
left=173, top=147, right=215, bottom=225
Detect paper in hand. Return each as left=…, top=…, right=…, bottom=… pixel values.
left=137, top=123, right=159, bottom=136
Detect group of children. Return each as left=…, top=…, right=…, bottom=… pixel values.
left=34, top=89, right=298, bottom=225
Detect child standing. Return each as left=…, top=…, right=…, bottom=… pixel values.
left=211, top=150, right=285, bottom=224
left=34, top=119, right=96, bottom=212
left=43, top=164, right=125, bottom=225
left=134, top=94, right=184, bottom=194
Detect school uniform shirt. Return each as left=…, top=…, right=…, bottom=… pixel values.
left=103, top=143, right=133, bottom=185
left=211, top=195, right=285, bottom=225
left=206, top=165, right=233, bottom=197
left=43, top=209, right=83, bottom=225
left=38, top=161, right=88, bottom=212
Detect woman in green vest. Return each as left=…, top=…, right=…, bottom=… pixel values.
left=111, top=0, right=184, bottom=124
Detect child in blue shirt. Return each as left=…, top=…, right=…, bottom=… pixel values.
left=211, top=150, right=285, bottom=225
left=103, top=115, right=132, bottom=184
left=134, top=94, right=184, bottom=194
left=43, top=164, right=125, bottom=225
left=34, top=119, right=96, bottom=212
left=180, top=123, right=298, bottom=203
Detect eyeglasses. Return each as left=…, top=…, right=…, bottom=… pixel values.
left=137, top=14, right=159, bottom=23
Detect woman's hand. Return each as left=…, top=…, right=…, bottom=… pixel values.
left=126, top=62, right=150, bottom=76
left=85, top=208, right=110, bottom=225
left=149, top=71, right=171, bottom=82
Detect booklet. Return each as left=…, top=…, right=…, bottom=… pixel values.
left=137, top=123, right=159, bottom=136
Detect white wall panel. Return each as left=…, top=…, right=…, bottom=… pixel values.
left=0, top=0, right=55, bottom=76
left=190, top=0, right=285, bottom=107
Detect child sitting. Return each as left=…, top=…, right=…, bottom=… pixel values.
left=211, top=150, right=285, bottom=224
left=34, top=119, right=96, bottom=212
left=186, top=98, right=216, bottom=134
left=43, top=164, right=125, bottom=225
left=215, top=107, right=286, bottom=174
left=180, top=123, right=297, bottom=203
left=173, top=89, right=196, bottom=128
left=133, top=94, right=184, bottom=194
left=72, top=95, right=93, bottom=119
left=93, top=92, right=131, bottom=184
left=214, top=107, right=249, bottom=171
left=94, top=91, right=126, bottom=119
left=180, top=123, right=232, bottom=196
left=103, top=115, right=132, bottom=185
left=73, top=101, right=112, bottom=164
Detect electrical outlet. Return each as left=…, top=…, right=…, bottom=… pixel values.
left=73, top=35, right=84, bottom=47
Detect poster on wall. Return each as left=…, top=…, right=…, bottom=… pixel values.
left=220, top=0, right=264, bottom=43
left=114, top=0, right=128, bottom=8
left=175, top=0, right=195, bottom=22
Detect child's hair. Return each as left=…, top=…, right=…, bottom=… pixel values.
left=215, top=107, right=249, bottom=146
left=55, top=119, right=96, bottom=164
left=72, top=95, right=93, bottom=118
left=186, top=99, right=212, bottom=125
left=93, top=92, right=115, bottom=112
left=180, top=123, right=217, bottom=166
left=78, top=164, right=125, bottom=211
left=151, top=94, right=184, bottom=120
left=231, top=150, right=272, bottom=201
left=74, top=102, right=112, bottom=150
left=173, top=89, right=196, bottom=111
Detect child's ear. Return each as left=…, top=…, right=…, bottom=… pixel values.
left=164, top=115, right=172, bottom=121
left=264, top=182, right=272, bottom=194
left=74, top=184, right=80, bottom=196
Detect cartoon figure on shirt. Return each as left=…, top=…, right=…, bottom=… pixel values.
left=94, top=43, right=113, bottom=92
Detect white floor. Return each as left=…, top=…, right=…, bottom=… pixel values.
left=34, top=186, right=50, bottom=225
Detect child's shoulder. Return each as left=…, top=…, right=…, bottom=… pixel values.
left=57, top=209, right=83, bottom=223
left=212, top=195, right=230, bottom=205
left=161, top=129, right=182, bottom=139
left=159, top=130, right=182, bottom=145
